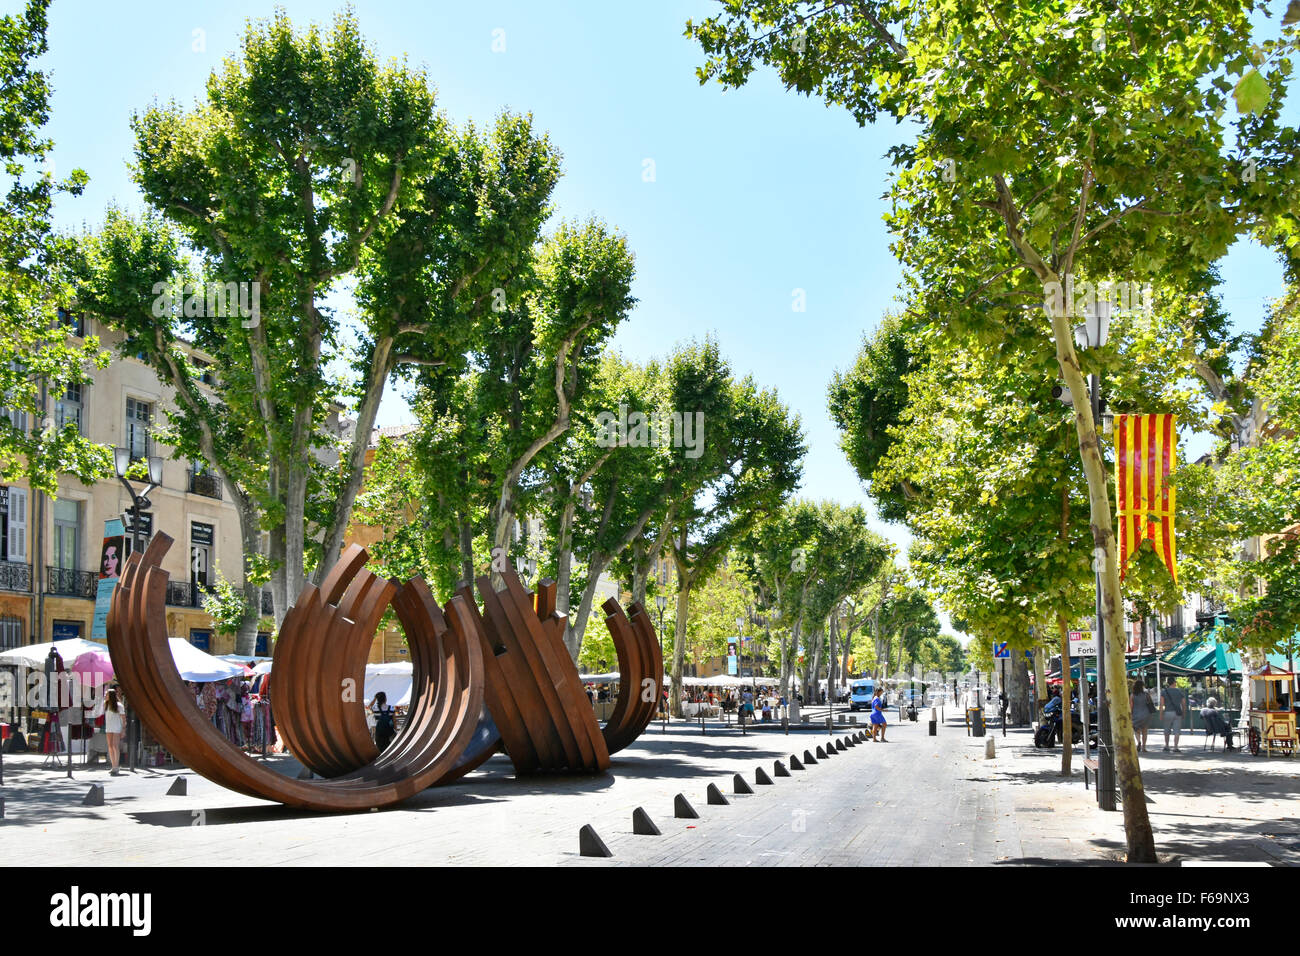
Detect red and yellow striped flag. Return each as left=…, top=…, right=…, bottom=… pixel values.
left=1114, top=414, right=1177, bottom=583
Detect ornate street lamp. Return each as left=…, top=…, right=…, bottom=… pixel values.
left=112, top=447, right=162, bottom=774
left=113, top=448, right=163, bottom=557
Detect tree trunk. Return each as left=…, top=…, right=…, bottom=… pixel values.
left=457, top=514, right=475, bottom=587
left=566, top=552, right=610, bottom=663
left=269, top=523, right=287, bottom=630
left=1048, top=280, right=1156, bottom=863
left=669, top=572, right=692, bottom=718
left=1057, top=612, right=1073, bottom=776
left=555, top=492, right=577, bottom=617
left=1007, top=653, right=1031, bottom=726
left=785, top=611, right=802, bottom=698
left=806, top=626, right=823, bottom=704
left=232, top=488, right=263, bottom=657
left=319, top=336, right=393, bottom=574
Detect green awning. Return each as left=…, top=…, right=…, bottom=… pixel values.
left=1158, top=627, right=1293, bottom=676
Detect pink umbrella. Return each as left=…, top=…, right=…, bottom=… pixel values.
left=71, top=648, right=115, bottom=687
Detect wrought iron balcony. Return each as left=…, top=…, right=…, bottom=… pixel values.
left=0, top=560, right=32, bottom=592
left=46, top=566, right=97, bottom=599
left=166, top=581, right=209, bottom=608
left=188, top=469, right=222, bottom=499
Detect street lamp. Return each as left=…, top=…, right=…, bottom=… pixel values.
left=1073, top=299, right=1117, bottom=812
left=655, top=593, right=667, bottom=730
left=736, top=614, right=746, bottom=735
left=113, top=447, right=162, bottom=774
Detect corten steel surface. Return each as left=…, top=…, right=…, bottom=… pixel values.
left=599, top=598, right=663, bottom=754
left=106, top=536, right=485, bottom=811
left=460, top=569, right=610, bottom=773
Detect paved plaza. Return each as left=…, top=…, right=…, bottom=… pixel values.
left=1, top=712, right=1296, bottom=866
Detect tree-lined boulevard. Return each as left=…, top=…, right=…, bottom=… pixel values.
left=1, top=0, right=1298, bottom=896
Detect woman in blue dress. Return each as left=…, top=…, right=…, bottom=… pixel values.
left=870, top=692, right=888, bottom=742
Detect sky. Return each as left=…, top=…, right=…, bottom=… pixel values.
left=16, top=0, right=1295, bottom=641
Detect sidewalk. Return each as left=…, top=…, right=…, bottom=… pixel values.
left=986, top=720, right=1300, bottom=865
left=0, top=714, right=1291, bottom=865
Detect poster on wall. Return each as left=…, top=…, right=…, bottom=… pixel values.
left=90, top=518, right=126, bottom=642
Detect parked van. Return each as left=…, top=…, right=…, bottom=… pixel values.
left=849, top=679, right=875, bottom=711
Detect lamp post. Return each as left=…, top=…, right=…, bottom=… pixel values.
left=1073, top=301, right=1117, bottom=811
left=114, top=447, right=163, bottom=774
left=736, top=615, right=747, bottom=736
left=655, top=593, right=667, bottom=731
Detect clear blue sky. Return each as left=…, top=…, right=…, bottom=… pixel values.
left=18, top=0, right=1294, bottom=640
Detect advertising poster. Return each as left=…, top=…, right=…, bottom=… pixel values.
left=90, top=517, right=126, bottom=641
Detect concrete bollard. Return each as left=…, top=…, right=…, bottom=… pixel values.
left=82, top=784, right=104, bottom=807
left=579, top=824, right=613, bottom=857
left=929, top=719, right=937, bottom=736
left=632, top=807, right=662, bottom=835
left=674, top=793, right=700, bottom=819
left=707, top=783, right=730, bottom=805
left=167, top=777, right=187, bottom=796
left=985, top=738, right=996, bottom=759
left=774, top=760, right=791, bottom=777
left=790, top=754, right=806, bottom=770
left=734, top=773, right=755, bottom=794
left=755, top=766, right=774, bottom=786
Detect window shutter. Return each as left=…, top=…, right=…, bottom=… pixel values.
left=8, top=487, right=27, bottom=560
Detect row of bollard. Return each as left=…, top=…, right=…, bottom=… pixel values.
left=580, top=730, right=874, bottom=857
left=77, top=774, right=188, bottom=808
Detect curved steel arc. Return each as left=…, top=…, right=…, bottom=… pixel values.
left=107, top=536, right=484, bottom=811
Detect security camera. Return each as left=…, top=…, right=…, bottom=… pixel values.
left=1051, top=384, right=1073, bottom=405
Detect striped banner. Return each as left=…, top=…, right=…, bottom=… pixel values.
left=1114, top=414, right=1177, bottom=583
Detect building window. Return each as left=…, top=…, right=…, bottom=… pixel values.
left=256, top=631, right=270, bottom=656
left=52, top=498, right=81, bottom=571
left=3, top=486, right=27, bottom=562
left=56, top=307, right=85, bottom=338
left=193, top=358, right=217, bottom=386
left=55, top=382, right=84, bottom=434
left=190, top=521, right=213, bottom=592
left=189, top=629, right=211, bottom=652
left=125, top=397, right=152, bottom=461
left=0, top=615, right=22, bottom=651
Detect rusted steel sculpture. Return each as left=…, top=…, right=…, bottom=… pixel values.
left=599, top=597, right=664, bottom=754
left=107, top=538, right=664, bottom=810
left=107, top=536, right=485, bottom=811
left=459, top=572, right=609, bottom=773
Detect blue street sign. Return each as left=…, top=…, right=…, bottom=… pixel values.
left=993, top=642, right=1010, bottom=659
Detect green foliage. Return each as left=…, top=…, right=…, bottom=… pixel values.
left=0, top=0, right=110, bottom=493
left=827, top=313, right=925, bottom=522
left=202, top=573, right=252, bottom=638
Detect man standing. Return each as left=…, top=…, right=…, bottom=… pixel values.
left=1160, top=676, right=1186, bottom=753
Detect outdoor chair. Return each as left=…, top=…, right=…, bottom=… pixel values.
left=1202, top=710, right=1236, bottom=751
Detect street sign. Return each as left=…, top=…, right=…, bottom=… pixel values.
left=993, top=642, right=1010, bottom=659
left=1068, top=629, right=1099, bottom=657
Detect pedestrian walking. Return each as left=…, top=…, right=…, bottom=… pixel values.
left=1130, top=679, right=1156, bottom=752
left=1160, top=676, right=1186, bottom=752
left=369, top=691, right=396, bottom=751
left=103, top=687, right=125, bottom=775
left=870, top=693, right=888, bottom=741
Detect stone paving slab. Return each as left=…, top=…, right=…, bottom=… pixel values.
left=1, top=713, right=1291, bottom=865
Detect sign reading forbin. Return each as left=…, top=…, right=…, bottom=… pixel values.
left=1068, top=629, right=1099, bottom=657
